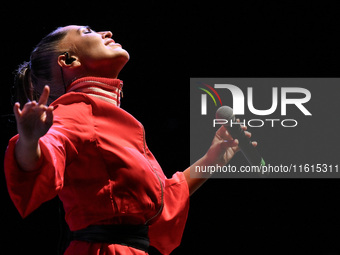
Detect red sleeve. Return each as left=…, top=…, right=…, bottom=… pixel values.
left=4, top=123, right=78, bottom=218
left=148, top=171, right=190, bottom=255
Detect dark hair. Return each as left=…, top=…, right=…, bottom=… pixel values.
left=14, top=28, right=68, bottom=107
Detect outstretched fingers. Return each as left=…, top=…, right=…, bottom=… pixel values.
left=13, top=85, right=54, bottom=133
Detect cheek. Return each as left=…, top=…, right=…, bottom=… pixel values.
left=81, top=40, right=107, bottom=59
left=73, top=35, right=103, bottom=57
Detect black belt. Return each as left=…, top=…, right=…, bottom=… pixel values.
left=71, top=224, right=149, bottom=252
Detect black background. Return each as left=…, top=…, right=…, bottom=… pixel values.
left=1, top=1, right=340, bottom=254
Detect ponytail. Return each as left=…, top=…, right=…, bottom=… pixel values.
left=13, top=61, right=37, bottom=107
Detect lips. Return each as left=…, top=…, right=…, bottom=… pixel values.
left=105, top=39, right=122, bottom=48
left=105, top=39, right=115, bottom=46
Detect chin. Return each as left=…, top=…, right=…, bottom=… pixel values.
left=111, top=51, right=130, bottom=72
left=110, top=49, right=130, bottom=63
left=119, top=48, right=130, bottom=61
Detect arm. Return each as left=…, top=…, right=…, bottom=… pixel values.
left=6, top=86, right=77, bottom=217
left=184, top=125, right=256, bottom=196
left=13, top=86, right=54, bottom=171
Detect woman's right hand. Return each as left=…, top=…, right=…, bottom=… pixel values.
left=13, top=85, right=54, bottom=144
left=13, top=85, right=54, bottom=171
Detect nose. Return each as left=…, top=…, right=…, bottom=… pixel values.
left=99, top=31, right=113, bottom=39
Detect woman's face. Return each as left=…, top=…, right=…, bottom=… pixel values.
left=59, top=25, right=130, bottom=77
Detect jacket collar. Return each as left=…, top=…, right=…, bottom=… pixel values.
left=67, top=77, right=123, bottom=107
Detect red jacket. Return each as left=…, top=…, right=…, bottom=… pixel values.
left=4, top=77, right=189, bottom=255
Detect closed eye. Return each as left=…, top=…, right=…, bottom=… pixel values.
left=83, top=26, right=94, bottom=34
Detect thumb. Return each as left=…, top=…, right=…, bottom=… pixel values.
left=13, top=102, right=21, bottom=121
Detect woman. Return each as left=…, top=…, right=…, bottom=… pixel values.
left=4, top=25, right=255, bottom=254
